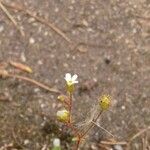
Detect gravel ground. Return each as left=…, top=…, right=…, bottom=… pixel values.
left=0, top=0, right=150, bottom=150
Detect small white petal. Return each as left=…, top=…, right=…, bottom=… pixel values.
left=57, top=110, right=64, bottom=116
left=64, top=73, right=71, bottom=81
left=57, top=109, right=68, bottom=117
left=72, top=74, right=78, bottom=81
left=73, top=80, right=78, bottom=84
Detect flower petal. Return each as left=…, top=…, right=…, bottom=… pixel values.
left=72, top=74, right=78, bottom=81
left=73, top=80, right=78, bottom=84
left=64, top=73, right=71, bottom=81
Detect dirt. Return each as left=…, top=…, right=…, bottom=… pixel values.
left=0, top=0, right=150, bottom=150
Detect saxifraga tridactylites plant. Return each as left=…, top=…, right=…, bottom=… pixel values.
left=56, top=73, right=112, bottom=150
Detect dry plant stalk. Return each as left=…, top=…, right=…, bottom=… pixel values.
left=9, top=61, right=33, bottom=73
left=126, top=126, right=150, bottom=150
left=100, top=140, right=127, bottom=145
left=1, top=1, right=70, bottom=43
left=0, top=69, right=60, bottom=94
left=0, top=1, right=24, bottom=36
left=2, top=1, right=87, bottom=53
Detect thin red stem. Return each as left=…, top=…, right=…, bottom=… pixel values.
left=67, top=123, right=80, bottom=137
left=75, top=138, right=81, bottom=150
left=66, top=123, right=81, bottom=150
left=68, top=92, right=72, bottom=123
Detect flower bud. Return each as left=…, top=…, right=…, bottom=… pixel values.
left=56, top=109, right=70, bottom=122
left=57, top=95, right=67, bottom=102
left=99, top=95, right=111, bottom=110
left=72, top=137, right=79, bottom=142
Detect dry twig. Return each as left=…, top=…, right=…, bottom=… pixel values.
left=100, top=140, right=127, bottom=146
left=92, top=121, right=115, bottom=138
left=1, top=1, right=71, bottom=43
left=2, top=1, right=88, bottom=53
left=0, top=70, right=61, bottom=94
left=0, top=1, right=24, bottom=36
left=8, top=74, right=61, bottom=94
left=99, top=143, right=111, bottom=150
left=126, top=126, right=150, bottom=150
left=129, top=126, right=150, bottom=142
left=9, top=61, right=33, bottom=73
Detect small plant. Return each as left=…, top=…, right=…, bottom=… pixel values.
left=56, top=73, right=111, bottom=150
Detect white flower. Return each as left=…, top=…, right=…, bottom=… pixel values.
left=64, top=73, right=78, bottom=86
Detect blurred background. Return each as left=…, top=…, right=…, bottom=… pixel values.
left=0, top=0, right=149, bottom=149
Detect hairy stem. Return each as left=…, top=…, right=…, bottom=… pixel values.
left=75, top=138, right=81, bottom=150
left=66, top=123, right=81, bottom=150
left=68, top=92, right=72, bottom=123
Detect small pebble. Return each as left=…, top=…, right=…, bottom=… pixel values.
left=121, top=105, right=126, bottom=110
left=63, top=63, right=69, bottom=68
left=55, top=7, right=59, bottom=12
left=0, top=25, right=4, bottom=32
left=24, top=139, right=30, bottom=145
left=53, top=138, right=60, bottom=147
left=114, top=145, right=123, bottom=150
left=29, top=37, right=35, bottom=44
left=34, top=88, right=40, bottom=93
left=37, top=60, right=43, bottom=65
left=91, top=143, right=98, bottom=150
left=82, top=19, right=88, bottom=27
left=20, top=52, right=26, bottom=62
left=40, top=103, right=46, bottom=108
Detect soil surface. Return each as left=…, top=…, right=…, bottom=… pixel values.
left=0, top=0, right=150, bottom=150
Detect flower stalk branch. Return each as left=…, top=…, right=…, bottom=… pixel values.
left=56, top=73, right=111, bottom=150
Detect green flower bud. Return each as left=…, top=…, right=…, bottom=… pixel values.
left=66, top=83, right=74, bottom=93
left=57, top=95, right=67, bottom=102
left=56, top=109, right=70, bottom=122
left=99, top=95, right=111, bottom=110
left=72, top=137, right=79, bottom=142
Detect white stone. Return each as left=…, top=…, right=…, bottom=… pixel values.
left=114, top=145, right=123, bottom=150
left=0, top=25, right=4, bottom=32
left=24, top=139, right=30, bottom=145
left=53, top=138, right=60, bottom=147
left=29, top=37, right=35, bottom=44
left=121, top=105, right=126, bottom=110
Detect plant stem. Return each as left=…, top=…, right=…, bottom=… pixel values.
left=66, top=123, right=81, bottom=150
left=67, top=123, right=80, bottom=137
left=68, top=92, right=72, bottom=123
left=6, top=74, right=61, bottom=93
left=75, top=138, right=81, bottom=150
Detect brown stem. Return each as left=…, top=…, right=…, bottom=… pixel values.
left=2, top=1, right=71, bottom=43
left=63, top=100, right=70, bottom=106
left=68, top=92, right=72, bottom=123
left=0, top=1, right=24, bottom=36
left=67, top=123, right=80, bottom=137
left=75, top=138, right=81, bottom=150
left=66, top=123, right=81, bottom=150
left=6, top=74, right=61, bottom=94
